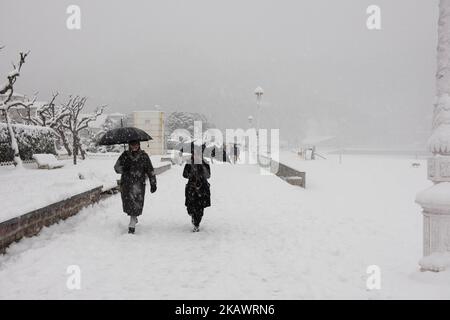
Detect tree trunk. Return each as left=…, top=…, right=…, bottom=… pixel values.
left=79, top=144, right=86, bottom=160
left=57, top=128, right=72, bottom=156
left=73, top=134, right=78, bottom=165
left=4, top=110, right=23, bottom=168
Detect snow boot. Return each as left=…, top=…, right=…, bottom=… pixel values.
left=192, top=226, right=200, bottom=232
left=128, top=216, right=138, bottom=234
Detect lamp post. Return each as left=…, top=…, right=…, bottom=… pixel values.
left=416, top=0, right=450, bottom=272
left=254, top=87, right=264, bottom=160
left=254, top=87, right=264, bottom=134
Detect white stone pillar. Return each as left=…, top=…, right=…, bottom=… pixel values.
left=416, top=0, right=450, bottom=272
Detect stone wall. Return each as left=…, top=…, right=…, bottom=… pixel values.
left=0, top=187, right=102, bottom=254
left=154, top=163, right=171, bottom=175
left=259, top=155, right=306, bottom=188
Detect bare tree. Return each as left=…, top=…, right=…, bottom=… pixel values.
left=0, top=49, right=30, bottom=167
left=0, top=50, right=29, bottom=96
left=60, top=95, right=106, bottom=164
left=18, top=92, right=73, bottom=156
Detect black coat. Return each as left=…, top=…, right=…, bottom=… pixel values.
left=183, top=161, right=211, bottom=209
left=114, top=150, right=156, bottom=216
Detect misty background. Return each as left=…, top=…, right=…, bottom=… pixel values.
left=0, top=0, right=438, bottom=149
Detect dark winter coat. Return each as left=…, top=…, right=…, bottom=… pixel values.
left=222, top=149, right=229, bottom=162
left=114, top=150, right=156, bottom=216
left=183, top=161, right=211, bottom=209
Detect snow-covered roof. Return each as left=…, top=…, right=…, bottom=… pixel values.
left=0, top=92, right=26, bottom=102
left=109, top=112, right=125, bottom=117
left=132, top=110, right=164, bottom=114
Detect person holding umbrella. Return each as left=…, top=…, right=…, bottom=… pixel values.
left=183, top=143, right=211, bottom=232
left=98, top=127, right=157, bottom=234
left=114, top=140, right=157, bottom=234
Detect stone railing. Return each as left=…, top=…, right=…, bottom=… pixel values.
left=259, top=155, right=306, bottom=188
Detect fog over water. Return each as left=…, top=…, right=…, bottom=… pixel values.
left=0, top=0, right=438, bottom=148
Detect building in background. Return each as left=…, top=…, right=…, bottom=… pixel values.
left=108, top=113, right=126, bottom=125
left=0, top=93, right=38, bottom=123
left=126, top=110, right=165, bottom=155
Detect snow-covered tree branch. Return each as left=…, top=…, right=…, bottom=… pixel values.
left=16, top=92, right=74, bottom=156
left=61, top=95, right=107, bottom=164
left=0, top=51, right=30, bottom=100
left=0, top=49, right=31, bottom=167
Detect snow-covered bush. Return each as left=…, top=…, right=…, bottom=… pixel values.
left=0, top=123, right=57, bottom=162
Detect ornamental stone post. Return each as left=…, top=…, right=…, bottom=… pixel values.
left=416, top=0, right=450, bottom=272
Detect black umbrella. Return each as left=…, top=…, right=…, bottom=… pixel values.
left=176, top=139, right=198, bottom=153
left=97, top=127, right=153, bottom=146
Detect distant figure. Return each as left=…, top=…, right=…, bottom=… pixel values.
left=233, top=143, right=240, bottom=164
left=114, top=140, right=157, bottom=234
left=222, top=143, right=230, bottom=163
left=178, top=136, right=184, bottom=165
left=178, top=149, right=184, bottom=166
left=183, top=143, right=211, bottom=232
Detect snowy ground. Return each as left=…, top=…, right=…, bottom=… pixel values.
left=0, top=155, right=164, bottom=223
left=1, top=153, right=450, bottom=299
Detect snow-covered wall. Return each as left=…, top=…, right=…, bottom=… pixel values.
left=0, top=186, right=103, bottom=254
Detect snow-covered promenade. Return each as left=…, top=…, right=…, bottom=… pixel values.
left=1, top=154, right=449, bottom=299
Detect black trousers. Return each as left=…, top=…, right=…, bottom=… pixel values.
left=187, top=206, right=204, bottom=227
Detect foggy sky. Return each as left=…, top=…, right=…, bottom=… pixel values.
left=0, top=0, right=439, bottom=148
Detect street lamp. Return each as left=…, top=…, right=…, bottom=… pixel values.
left=254, top=86, right=264, bottom=134
left=254, top=87, right=264, bottom=160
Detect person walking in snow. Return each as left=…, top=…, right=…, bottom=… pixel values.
left=183, top=143, right=211, bottom=232
left=114, top=140, right=157, bottom=234
left=221, top=143, right=231, bottom=163
left=233, top=143, right=240, bottom=164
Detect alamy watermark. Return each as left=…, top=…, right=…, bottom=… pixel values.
left=366, top=5, right=381, bottom=30
left=66, top=265, right=81, bottom=290
left=66, top=5, right=81, bottom=30
left=366, top=265, right=381, bottom=290
left=64, top=5, right=382, bottom=31
left=171, top=121, right=279, bottom=175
